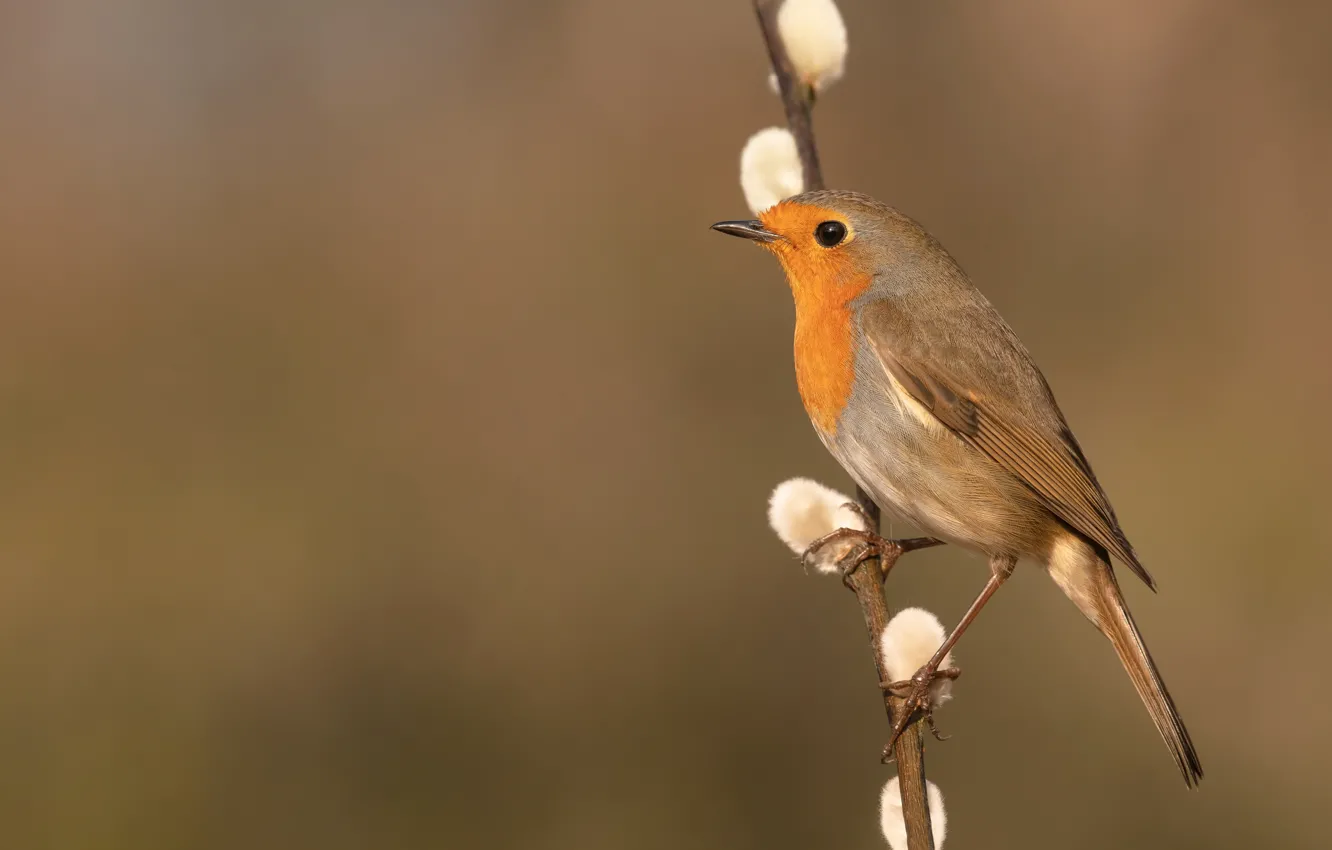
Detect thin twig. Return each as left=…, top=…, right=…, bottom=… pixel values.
left=752, top=2, right=823, bottom=191
left=751, top=2, right=936, bottom=848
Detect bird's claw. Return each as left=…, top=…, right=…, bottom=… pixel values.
left=878, top=665, right=962, bottom=760
left=800, top=526, right=891, bottom=590
left=799, top=503, right=944, bottom=590
left=839, top=500, right=876, bottom=530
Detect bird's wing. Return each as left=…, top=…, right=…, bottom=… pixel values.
left=860, top=298, right=1155, bottom=590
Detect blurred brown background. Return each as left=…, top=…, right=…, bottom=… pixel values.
left=1, top=1, right=1329, bottom=847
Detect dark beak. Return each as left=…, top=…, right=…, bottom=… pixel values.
left=710, top=219, right=780, bottom=243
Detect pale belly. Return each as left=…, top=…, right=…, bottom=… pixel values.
left=814, top=363, right=1058, bottom=559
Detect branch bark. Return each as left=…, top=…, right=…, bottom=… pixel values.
left=751, top=2, right=936, bottom=848
left=847, top=550, right=936, bottom=850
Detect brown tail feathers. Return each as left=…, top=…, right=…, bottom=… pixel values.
left=1093, top=567, right=1204, bottom=787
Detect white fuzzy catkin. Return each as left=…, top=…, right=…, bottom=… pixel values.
left=740, top=128, right=804, bottom=215
left=880, top=777, right=947, bottom=850
left=767, top=477, right=865, bottom=573
left=880, top=608, right=955, bottom=703
left=776, top=0, right=848, bottom=92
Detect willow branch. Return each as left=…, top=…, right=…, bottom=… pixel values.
left=752, top=1, right=823, bottom=190
left=846, top=548, right=935, bottom=850
left=751, top=2, right=936, bottom=848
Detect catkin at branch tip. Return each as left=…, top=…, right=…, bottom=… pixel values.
left=775, top=0, right=848, bottom=93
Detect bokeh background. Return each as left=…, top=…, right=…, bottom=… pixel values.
left=2, top=1, right=1330, bottom=847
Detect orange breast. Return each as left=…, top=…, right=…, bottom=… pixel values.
left=759, top=200, right=873, bottom=436
left=790, top=273, right=870, bottom=435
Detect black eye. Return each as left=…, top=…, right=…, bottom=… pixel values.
left=814, top=220, right=847, bottom=247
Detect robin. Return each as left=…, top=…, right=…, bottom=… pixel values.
left=713, top=190, right=1203, bottom=786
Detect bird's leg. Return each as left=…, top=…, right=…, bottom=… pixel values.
left=880, top=554, right=1015, bottom=760
left=799, top=502, right=944, bottom=590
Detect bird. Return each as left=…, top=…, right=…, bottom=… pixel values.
left=712, top=190, right=1203, bottom=787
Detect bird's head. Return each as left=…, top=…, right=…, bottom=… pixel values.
left=712, top=190, right=945, bottom=304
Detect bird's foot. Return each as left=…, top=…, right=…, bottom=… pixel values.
left=878, top=664, right=962, bottom=761
left=799, top=503, right=942, bottom=590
